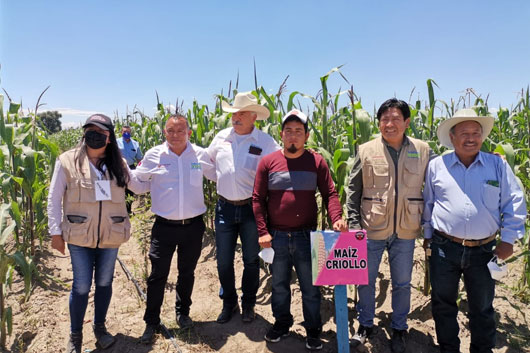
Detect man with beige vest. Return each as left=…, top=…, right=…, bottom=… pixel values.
left=346, top=98, right=431, bottom=353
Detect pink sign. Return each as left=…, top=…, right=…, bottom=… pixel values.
left=310, top=230, right=368, bottom=286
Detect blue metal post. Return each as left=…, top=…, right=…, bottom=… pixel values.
left=334, top=284, right=349, bottom=353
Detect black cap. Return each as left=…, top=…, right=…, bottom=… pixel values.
left=82, top=114, right=113, bottom=131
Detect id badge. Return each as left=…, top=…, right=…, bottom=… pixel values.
left=95, top=180, right=111, bottom=201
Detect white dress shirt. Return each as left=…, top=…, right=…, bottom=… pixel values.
left=207, top=127, right=281, bottom=201
left=132, top=141, right=215, bottom=220
left=47, top=160, right=149, bottom=236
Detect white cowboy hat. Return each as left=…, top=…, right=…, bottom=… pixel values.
left=437, top=108, right=494, bottom=148
left=221, top=91, right=270, bottom=120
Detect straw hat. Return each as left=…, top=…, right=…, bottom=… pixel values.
left=221, top=92, right=270, bottom=120
left=437, top=109, right=494, bottom=148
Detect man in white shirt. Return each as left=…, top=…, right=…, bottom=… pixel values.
left=132, top=114, right=215, bottom=343
left=208, top=92, right=281, bottom=324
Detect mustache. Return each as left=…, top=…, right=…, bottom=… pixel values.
left=232, top=121, right=243, bottom=126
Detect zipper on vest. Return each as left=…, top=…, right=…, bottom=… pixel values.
left=393, top=155, right=399, bottom=236
left=96, top=200, right=102, bottom=248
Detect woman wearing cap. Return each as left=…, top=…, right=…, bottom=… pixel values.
left=47, top=114, right=147, bottom=353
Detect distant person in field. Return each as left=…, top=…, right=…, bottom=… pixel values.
left=117, top=125, right=143, bottom=213
left=253, top=109, right=347, bottom=350
left=207, top=91, right=281, bottom=324
left=422, top=109, right=526, bottom=353
left=48, top=114, right=148, bottom=353
left=130, top=114, right=216, bottom=343
left=346, top=98, right=432, bottom=353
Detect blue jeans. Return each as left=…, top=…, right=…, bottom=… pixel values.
left=215, top=200, right=260, bottom=308
left=430, top=232, right=496, bottom=353
left=68, top=244, right=119, bottom=333
left=356, top=234, right=415, bottom=330
left=270, top=230, right=322, bottom=332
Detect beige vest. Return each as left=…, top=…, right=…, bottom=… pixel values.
left=59, top=148, right=131, bottom=248
left=359, top=136, right=429, bottom=240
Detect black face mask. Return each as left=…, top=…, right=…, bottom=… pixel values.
left=85, top=130, right=108, bottom=149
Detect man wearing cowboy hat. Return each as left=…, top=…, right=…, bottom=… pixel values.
left=207, top=91, right=280, bottom=324
left=346, top=98, right=432, bottom=353
left=422, top=108, right=526, bottom=353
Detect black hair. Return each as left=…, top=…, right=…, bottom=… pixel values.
left=281, top=115, right=308, bottom=133
left=76, top=123, right=129, bottom=188
left=167, top=114, right=190, bottom=128
left=376, top=98, right=411, bottom=121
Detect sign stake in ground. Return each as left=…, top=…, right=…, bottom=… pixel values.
left=311, top=230, right=368, bottom=353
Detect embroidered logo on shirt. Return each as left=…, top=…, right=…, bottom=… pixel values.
left=191, top=162, right=201, bottom=170
left=407, top=151, right=419, bottom=158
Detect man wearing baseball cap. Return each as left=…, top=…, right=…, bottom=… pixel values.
left=207, top=91, right=281, bottom=324
left=253, top=109, right=346, bottom=350
left=422, top=108, right=526, bottom=353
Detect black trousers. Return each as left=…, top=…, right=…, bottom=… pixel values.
left=143, top=216, right=205, bottom=325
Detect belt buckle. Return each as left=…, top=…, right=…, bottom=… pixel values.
left=462, top=239, right=467, bottom=247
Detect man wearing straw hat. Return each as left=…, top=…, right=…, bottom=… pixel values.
left=208, top=91, right=280, bottom=323
left=422, top=108, right=526, bottom=353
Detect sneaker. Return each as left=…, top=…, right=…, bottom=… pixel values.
left=351, top=325, right=373, bottom=347
left=242, top=306, right=255, bottom=323
left=92, top=323, right=115, bottom=349
left=216, top=303, right=239, bottom=324
left=390, top=329, right=406, bottom=353
left=140, top=324, right=160, bottom=344
left=264, top=323, right=290, bottom=343
left=66, top=332, right=82, bottom=353
left=177, top=313, right=194, bottom=329
left=305, top=336, right=323, bottom=350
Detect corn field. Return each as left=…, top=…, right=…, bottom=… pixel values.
left=0, top=68, right=529, bottom=349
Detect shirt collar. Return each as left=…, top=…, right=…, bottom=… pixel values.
left=162, top=141, right=192, bottom=156
left=449, top=151, right=484, bottom=167
left=228, top=126, right=258, bottom=142
left=381, top=135, right=409, bottom=149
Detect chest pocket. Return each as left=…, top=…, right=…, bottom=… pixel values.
left=190, top=164, right=203, bottom=187
left=482, top=183, right=500, bottom=211
left=364, top=163, right=389, bottom=189
left=402, top=156, right=423, bottom=188
left=244, top=154, right=260, bottom=172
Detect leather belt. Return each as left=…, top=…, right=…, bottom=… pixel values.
left=434, top=230, right=496, bottom=247
left=156, top=215, right=201, bottom=225
left=219, top=195, right=252, bottom=206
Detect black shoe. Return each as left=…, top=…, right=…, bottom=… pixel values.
left=264, top=322, right=290, bottom=343
left=177, top=313, right=194, bottom=329
left=306, top=336, right=323, bottom=350
left=351, top=325, right=373, bottom=347
left=390, top=329, right=406, bottom=353
left=93, top=323, right=115, bottom=349
left=66, top=332, right=82, bottom=353
left=242, top=306, right=255, bottom=323
left=140, top=324, right=160, bottom=344
left=216, top=304, right=239, bottom=324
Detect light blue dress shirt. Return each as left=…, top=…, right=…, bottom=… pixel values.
left=422, top=151, right=526, bottom=244
left=117, top=137, right=143, bottom=166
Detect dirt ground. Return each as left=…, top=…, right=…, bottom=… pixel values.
left=5, top=211, right=530, bottom=353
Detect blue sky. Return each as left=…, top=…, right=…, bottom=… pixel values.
left=1, top=0, right=530, bottom=127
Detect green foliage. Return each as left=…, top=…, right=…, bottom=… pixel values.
left=37, top=111, right=62, bottom=134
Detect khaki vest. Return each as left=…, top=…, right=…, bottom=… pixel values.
left=58, top=148, right=131, bottom=248
left=359, top=136, right=429, bottom=240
